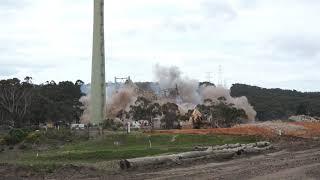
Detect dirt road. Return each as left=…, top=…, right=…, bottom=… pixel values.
left=121, top=149, right=320, bottom=180
left=107, top=140, right=320, bottom=180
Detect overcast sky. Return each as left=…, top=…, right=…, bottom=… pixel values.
left=0, top=0, right=319, bottom=91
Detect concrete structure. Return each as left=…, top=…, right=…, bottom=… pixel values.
left=90, top=0, right=106, bottom=125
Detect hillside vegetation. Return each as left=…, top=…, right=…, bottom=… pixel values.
left=231, top=84, right=320, bottom=121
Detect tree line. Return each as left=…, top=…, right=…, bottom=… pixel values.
left=0, top=77, right=84, bottom=128
left=1, top=78, right=319, bottom=128
left=231, top=84, right=320, bottom=121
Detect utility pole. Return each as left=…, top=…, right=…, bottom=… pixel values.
left=90, top=0, right=106, bottom=126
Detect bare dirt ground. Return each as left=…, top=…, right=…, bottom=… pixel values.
left=155, top=122, right=320, bottom=139
left=1, top=138, right=320, bottom=180
left=106, top=139, right=320, bottom=180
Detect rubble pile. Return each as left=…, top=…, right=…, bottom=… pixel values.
left=289, top=115, right=320, bottom=122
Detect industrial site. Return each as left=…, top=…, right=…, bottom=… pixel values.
left=1, top=0, right=320, bottom=179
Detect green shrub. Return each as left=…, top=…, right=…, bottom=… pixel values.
left=4, top=129, right=28, bottom=145
left=25, top=131, right=42, bottom=144
left=103, top=119, right=123, bottom=131
left=0, top=137, right=5, bottom=145
left=44, top=129, right=76, bottom=142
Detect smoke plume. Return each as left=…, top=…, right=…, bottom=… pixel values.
left=79, top=83, right=138, bottom=124
left=106, top=86, right=137, bottom=118
left=154, top=64, right=256, bottom=121
left=154, top=64, right=201, bottom=104
left=80, top=64, right=257, bottom=124
left=200, top=86, right=256, bottom=121
left=79, top=95, right=90, bottom=125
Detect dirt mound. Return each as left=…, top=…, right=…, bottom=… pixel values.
left=292, top=122, right=320, bottom=138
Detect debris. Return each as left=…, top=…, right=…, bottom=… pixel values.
left=289, top=115, right=320, bottom=122
left=80, top=65, right=257, bottom=128
left=119, top=141, right=272, bottom=170
left=170, top=135, right=178, bottom=142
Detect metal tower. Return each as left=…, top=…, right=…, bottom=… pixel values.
left=218, top=65, right=223, bottom=86
left=90, top=0, right=106, bottom=125
left=206, top=72, right=213, bottom=83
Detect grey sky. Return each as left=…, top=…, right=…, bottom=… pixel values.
left=0, top=0, right=319, bottom=91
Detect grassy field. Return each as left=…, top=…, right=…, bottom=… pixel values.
left=0, top=132, right=260, bottom=171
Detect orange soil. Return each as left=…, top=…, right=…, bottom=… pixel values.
left=155, top=126, right=275, bottom=138
left=291, top=122, right=320, bottom=138
left=153, top=122, right=320, bottom=139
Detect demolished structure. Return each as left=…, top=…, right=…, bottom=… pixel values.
left=80, top=65, right=257, bottom=129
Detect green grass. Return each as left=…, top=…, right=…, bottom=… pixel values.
left=0, top=132, right=260, bottom=171
left=24, top=133, right=258, bottom=161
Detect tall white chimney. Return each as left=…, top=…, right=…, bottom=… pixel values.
left=90, top=0, right=106, bottom=125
